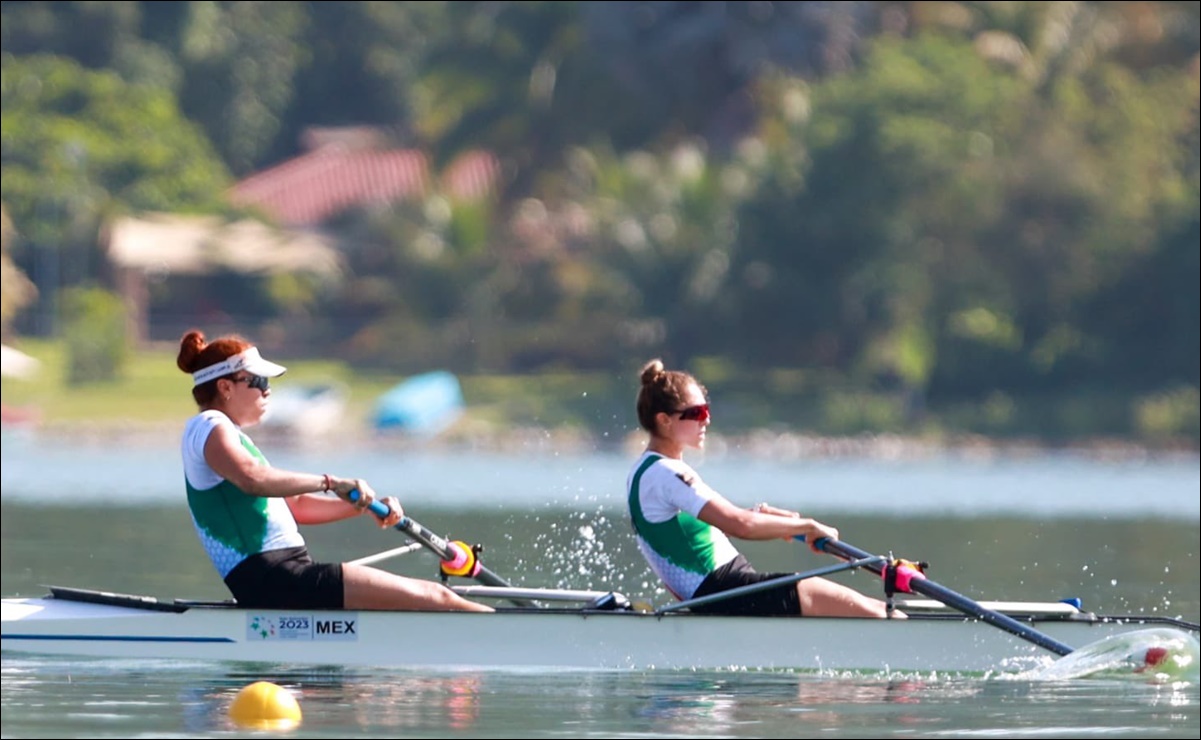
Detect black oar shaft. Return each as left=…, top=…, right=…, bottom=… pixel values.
left=821, top=539, right=1075, bottom=657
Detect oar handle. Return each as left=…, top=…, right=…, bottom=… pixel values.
left=360, top=497, right=393, bottom=520
left=349, top=491, right=464, bottom=563
left=347, top=490, right=528, bottom=602
left=793, top=534, right=831, bottom=550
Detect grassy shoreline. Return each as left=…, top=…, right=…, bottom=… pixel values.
left=3, top=338, right=1197, bottom=460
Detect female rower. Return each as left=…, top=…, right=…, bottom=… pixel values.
left=176, top=329, right=492, bottom=612
left=627, top=358, right=900, bottom=618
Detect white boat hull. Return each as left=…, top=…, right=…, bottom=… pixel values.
left=4, top=588, right=1195, bottom=674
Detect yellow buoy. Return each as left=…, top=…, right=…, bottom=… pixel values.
left=228, top=680, right=302, bottom=730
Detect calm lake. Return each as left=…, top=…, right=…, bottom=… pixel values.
left=2, top=433, right=1199, bottom=738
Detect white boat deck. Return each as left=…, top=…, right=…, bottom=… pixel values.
left=4, top=585, right=1197, bottom=674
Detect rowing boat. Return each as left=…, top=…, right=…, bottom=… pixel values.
left=3, top=583, right=1196, bottom=674
left=4, top=509, right=1198, bottom=675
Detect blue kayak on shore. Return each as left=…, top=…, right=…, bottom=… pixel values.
left=372, top=370, right=464, bottom=435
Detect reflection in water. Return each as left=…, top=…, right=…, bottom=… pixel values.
left=178, top=666, right=483, bottom=733
left=348, top=672, right=482, bottom=731
left=633, top=676, right=740, bottom=731
left=629, top=673, right=950, bottom=735
left=629, top=672, right=1199, bottom=736
left=789, top=678, right=933, bottom=731
left=3, top=656, right=1198, bottom=738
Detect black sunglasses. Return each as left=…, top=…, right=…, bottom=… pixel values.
left=675, top=403, right=710, bottom=422
left=232, top=374, right=270, bottom=393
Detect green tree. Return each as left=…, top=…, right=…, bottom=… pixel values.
left=176, top=1, right=309, bottom=173
left=0, top=204, right=38, bottom=339
left=0, top=0, right=179, bottom=88
left=737, top=30, right=1196, bottom=397
left=1, top=53, right=232, bottom=335
left=60, top=285, right=127, bottom=384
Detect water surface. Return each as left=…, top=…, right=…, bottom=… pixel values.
left=3, top=439, right=1198, bottom=738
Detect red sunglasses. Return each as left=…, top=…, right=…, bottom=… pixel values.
left=675, top=403, right=710, bottom=423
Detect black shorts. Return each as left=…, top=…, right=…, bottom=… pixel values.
left=689, top=554, right=802, bottom=616
left=223, top=546, right=345, bottom=609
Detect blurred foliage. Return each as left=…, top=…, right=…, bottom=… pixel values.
left=0, top=52, right=234, bottom=337
left=0, top=1, right=1196, bottom=444
left=59, top=285, right=127, bottom=384
left=1135, top=386, right=1201, bottom=441
left=1, top=203, right=38, bottom=338
left=0, top=53, right=232, bottom=219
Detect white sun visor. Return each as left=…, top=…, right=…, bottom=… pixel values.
left=192, top=347, right=287, bottom=386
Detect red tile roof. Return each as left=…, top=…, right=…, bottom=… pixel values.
left=229, top=144, right=500, bottom=228
left=442, top=150, right=502, bottom=203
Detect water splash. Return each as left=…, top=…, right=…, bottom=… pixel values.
left=1014, top=628, right=1199, bottom=682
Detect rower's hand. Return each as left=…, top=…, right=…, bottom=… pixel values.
left=798, top=520, right=839, bottom=553
left=337, top=479, right=377, bottom=512
left=374, top=496, right=404, bottom=528
left=753, top=502, right=801, bottom=519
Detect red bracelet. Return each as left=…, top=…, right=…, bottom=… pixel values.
left=322, top=473, right=334, bottom=493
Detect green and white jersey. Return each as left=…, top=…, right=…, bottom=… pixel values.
left=626, top=451, right=739, bottom=599
left=181, top=410, right=304, bottom=579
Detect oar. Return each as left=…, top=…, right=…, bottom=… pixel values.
left=351, top=492, right=535, bottom=606
left=347, top=542, right=424, bottom=567
left=656, top=554, right=886, bottom=614
left=810, top=537, right=1075, bottom=657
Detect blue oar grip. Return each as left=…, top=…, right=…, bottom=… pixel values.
left=793, top=534, right=831, bottom=552
left=348, top=489, right=391, bottom=518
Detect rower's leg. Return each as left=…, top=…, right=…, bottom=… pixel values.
left=795, top=577, right=907, bottom=619
left=342, top=563, right=494, bottom=612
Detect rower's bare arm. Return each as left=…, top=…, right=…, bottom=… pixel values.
left=699, top=497, right=838, bottom=543
left=203, top=424, right=368, bottom=504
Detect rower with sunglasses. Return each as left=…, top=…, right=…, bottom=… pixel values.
left=628, top=358, right=899, bottom=618
left=175, top=329, right=492, bottom=613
